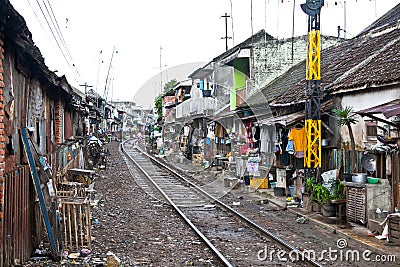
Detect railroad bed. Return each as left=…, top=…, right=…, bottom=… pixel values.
left=122, top=140, right=319, bottom=267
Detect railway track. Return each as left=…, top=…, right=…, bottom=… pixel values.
left=122, top=140, right=322, bottom=267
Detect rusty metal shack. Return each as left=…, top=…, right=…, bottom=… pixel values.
left=0, top=1, right=88, bottom=265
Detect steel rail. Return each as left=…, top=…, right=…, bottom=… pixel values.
left=125, top=143, right=323, bottom=267
left=121, top=142, right=234, bottom=267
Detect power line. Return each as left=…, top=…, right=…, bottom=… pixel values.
left=32, top=0, right=80, bottom=81
left=103, top=47, right=118, bottom=101
left=44, top=0, right=77, bottom=69
left=229, top=0, right=235, bottom=46
left=43, top=0, right=80, bottom=78
left=26, top=0, right=51, bottom=42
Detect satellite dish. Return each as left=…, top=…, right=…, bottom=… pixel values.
left=361, top=153, right=377, bottom=172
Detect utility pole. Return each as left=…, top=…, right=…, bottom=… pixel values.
left=96, top=50, right=103, bottom=93
left=104, top=46, right=117, bottom=102
left=221, top=13, right=232, bottom=51
left=79, top=82, right=93, bottom=95
left=160, top=46, right=163, bottom=95
left=301, top=0, right=324, bottom=180
left=102, top=46, right=118, bottom=134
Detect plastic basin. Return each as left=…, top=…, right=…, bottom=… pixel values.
left=367, top=177, right=379, bottom=184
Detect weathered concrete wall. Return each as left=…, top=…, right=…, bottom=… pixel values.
left=366, top=179, right=391, bottom=220
left=251, top=36, right=338, bottom=94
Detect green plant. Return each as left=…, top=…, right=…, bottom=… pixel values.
left=306, top=177, right=316, bottom=194
left=332, top=106, right=358, bottom=173
left=335, top=181, right=346, bottom=200
left=313, top=183, right=331, bottom=204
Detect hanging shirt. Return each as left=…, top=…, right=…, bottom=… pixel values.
left=288, top=127, right=306, bottom=153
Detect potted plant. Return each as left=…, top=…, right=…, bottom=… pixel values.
left=329, top=181, right=347, bottom=219
left=319, top=185, right=337, bottom=217
left=311, top=183, right=325, bottom=212
left=303, top=177, right=315, bottom=211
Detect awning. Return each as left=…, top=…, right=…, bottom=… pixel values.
left=259, top=100, right=334, bottom=127
left=356, top=99, right=400, bottom=119
left=220, top=49, right=240, bottom=66
left=220, top=48, right=251, bottom=66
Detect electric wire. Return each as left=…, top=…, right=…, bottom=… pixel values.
left=33, top=0, right=80, bottom=81
left=276, top=0, right=280, bottom=39
left=264, top=0, right=267, bottom=43
left=43, top=0, right=80, bottom=78
left=26, top=0, right=51, bottom=43
left=34, top=0, right=70, bottom=66
left=250, top=0, right=254, bottom=38
left=45, top=0, right=79, bottom=76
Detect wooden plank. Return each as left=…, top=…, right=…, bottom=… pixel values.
left=68, top=205, right=72, bottom=250
left=79, top=205, right=84, bottom=248
left=86, top=205, right=91, bottom=249
left=73, top=205, right=78, bottom=250
left=63, top=203, right=67, bottom=250
left=21, top=128, right=59, bottom=259
left=60, top=200, right=91, bottom=250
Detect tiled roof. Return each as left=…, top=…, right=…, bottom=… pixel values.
left=358, top=4, right=400, bottom=36
left=270, top=24, right=400, bottom=106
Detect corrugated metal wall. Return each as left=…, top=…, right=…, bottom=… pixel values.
left=3, top=166, right=36, bottom=266
left=323, top=149, right=364, bottom=174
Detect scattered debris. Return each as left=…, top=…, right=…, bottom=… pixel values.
left=106, top=251, right=121, bottom=267
left=296, top=216, right=309, bottom=224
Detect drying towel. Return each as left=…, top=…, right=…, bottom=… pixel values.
left=286, top=140, right=295, bottom=154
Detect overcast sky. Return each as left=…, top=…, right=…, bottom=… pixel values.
left=9, top=0, right=400, bottom=108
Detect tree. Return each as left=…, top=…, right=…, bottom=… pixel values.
left=154, top=79, right=178, bottom=120
left=333, top=106, right=358, bottom=173
left=163, top=79, right=178, bottom=95
left=154, top=94, right=162, bottom=119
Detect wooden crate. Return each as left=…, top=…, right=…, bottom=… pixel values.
left=57, top=182, right=86, bottom=197
left=58, top=196, right=91, bottom=251
left=388, top=216, right=400, bottom=244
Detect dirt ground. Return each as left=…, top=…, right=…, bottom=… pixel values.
left=24, top=141, right=399, bottom=266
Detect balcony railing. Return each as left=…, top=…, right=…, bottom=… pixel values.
left=176, top=97, right=217, bottom=119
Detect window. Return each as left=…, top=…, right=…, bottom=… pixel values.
left=365, top=121, right=377, bottom=140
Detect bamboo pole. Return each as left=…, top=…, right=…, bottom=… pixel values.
left=79, top=204, right=84, bottom=248
left=73, top=204, right=78, bottom=250
left=68, top=205, right=72, bottom=250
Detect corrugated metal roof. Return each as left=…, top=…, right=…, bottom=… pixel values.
left=271, top=23, right=400, bottom=106
left=356, top=99, right=400, bottom=119
left=259, top=110, right=304, bottom=126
